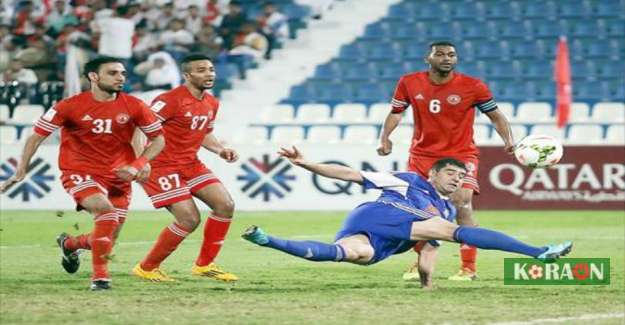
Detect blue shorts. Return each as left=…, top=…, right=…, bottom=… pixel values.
left=334, top=201, right=430, bottom=264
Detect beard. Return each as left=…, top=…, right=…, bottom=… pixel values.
left=97, top=82, right=122, bottom=94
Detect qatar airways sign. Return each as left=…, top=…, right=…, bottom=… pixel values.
left=476, top=147, right=625, bottom=210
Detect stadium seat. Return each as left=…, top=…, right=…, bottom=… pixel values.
left=368, top=102, right=392, bottom=122
left=390, top=125, right=414, bottom=145
left=591, top=102, right=625, bottom=122
left=473, top=124, right=493, bottom=144
left=569, top=103, right=591, bottom=122
left=0, top=126, right=18, bottom=144
left=0, top=104, right=9, bottom=122
left=497, top=102, right=516, bottom=120
left=260, top=104, right=295, bottom=123
left=529, top=125, right=566, bottom=140
left=296, top=104, right=331, bottom=123
left=233, top=127, right=269, bottom=145
left=12, top=104, right=44, bottom=124
left=605, top=124, right=625, bottom=144
left=566, top=124, right=605, bottom=144
left=306, top=126, right=341, bottom=144
left=342, top=125, right=379, bottom=144
left=332, top=103, right=368, bottom=123
left=511, top=124, right=529, bottom=141
left=516, top=102, right=554, bottom=122
left=18, top=127, right=33, bottom=142
left=270, top=126, right=305, bottom=144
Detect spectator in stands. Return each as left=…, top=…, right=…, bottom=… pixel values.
left=3, top=58, right=38, bottom=85
left=204, top=0, right=223, bottom=27
left=219, top=0, right=246, bottom=50
left=257, top=2, right=289, bottom=59
left=193, top=23, right=223, bottom=60
left=92, top=5, right=134, bottom=62
left=229, top=22, right=268, bottom=60
left=12, top=0, right=38, bottom=36
left=133, top=51, right=180, bottom=91
left=153, top=2, right=176, bottom=31
left=28, top=23, right=54, bottom=47
left=160, top=18, right=194, bottom=60
left=295, top=0, right=333, bottom=19
left=16, top=37, right=56, bottom=81
left=132, top=21, right=159, bottom=62
left=185, top=5, right=203, bottom=35
left=0, top=36, right=20, bottom=73
left=45, top=0, right=79, bottom=36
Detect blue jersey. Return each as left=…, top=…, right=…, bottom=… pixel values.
left=361, top=171, right=457, bottom=222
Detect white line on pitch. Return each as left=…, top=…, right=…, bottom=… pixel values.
left=485, top=312, right=624, bottom=325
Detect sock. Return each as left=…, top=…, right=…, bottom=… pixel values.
left=453, top=226, right=546, bottom=258
left=460, top=244, right=477, bottom=272
left=412, top=240, right=427, bottom=254
left=264, top=236, right=346, bottom=262
left=90, top=212, right=118, bottom=280
left=64, top=233, right=92, bottom=251
left=195, top=213, right=232, bottom=267
left=141, top=223, right=190, bottom=271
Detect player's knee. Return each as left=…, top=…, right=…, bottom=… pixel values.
left=341, top=245, right=373, bottom=264
left=213, top=199, right=235, bottom=218
left=91, top=202, right=116, bottom=216
left=175, top=209, right=201, bottom=231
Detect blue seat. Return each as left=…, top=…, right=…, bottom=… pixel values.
left=380, top=65, right=405, bottom=81
left=604, top=18, right=625, bottom=36
left=485, top=2, right=520, bottom=20
left=414, top=2, right=448, bottom=19
left=283, top=4, right=311, bottom=19
left=368, top=43, right=399, bottom=61
left=485, top=62, right=516, bottom=78
left=363, top=24, right=387, bottom=39
left=498, top=22, right=529, bottom=39
left=459, top=22, right=494, bottom=39
left=338, top=44, right=366, bottom=61
left=573, top=81, right=604, bottom=102
left=571, top=20, right=599, bottom=37
left=314, top=64, right=341, bottom=80
left=451, top=2, right=482, bottom=20
left=508, top=40, right=541, bottom=59
left=595, top=1, right=624, bottom=18
left=556, top=2, right=591, bottom=18
left=520, top=2, right=556, bottom=19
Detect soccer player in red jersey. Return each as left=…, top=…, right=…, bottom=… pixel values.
left=131, top=54, right=239, bottom=282
left=377, top=41, right=515, bottom=281
left=0, top=57, right=165, bottom=290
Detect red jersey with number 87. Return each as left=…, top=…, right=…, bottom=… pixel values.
left=148, top=85, right=219, bottom=167
left=391, top=71, right=497, bottom=157
left=33, top=92, right=162, bottom=175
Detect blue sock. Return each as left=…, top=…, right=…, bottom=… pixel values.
left=264, top=236, right=345, bottom=262
left=453, top=226, right=547, bottom=257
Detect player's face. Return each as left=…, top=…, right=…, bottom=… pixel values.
left=92, top=62, right=126, bottom=93
left=426, top=46, right=457, bottom=73
left=430, top=165, right=466, bottom=195
left=184, top=60, right=216, bottom=90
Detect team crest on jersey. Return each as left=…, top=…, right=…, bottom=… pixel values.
left=115, top=113, right=130, bottom=124
left=447, top=94, right=462, bottom=105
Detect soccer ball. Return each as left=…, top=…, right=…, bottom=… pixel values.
left=514, top=134, right=564, bottom=168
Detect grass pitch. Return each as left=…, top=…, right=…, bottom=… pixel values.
left=0, top=210, right=623, bottom=324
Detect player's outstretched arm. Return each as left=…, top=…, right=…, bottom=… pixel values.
left=377, top=112, right=402, bottom=156
left=485, top=109, right=515, bottom=154
left=201, top=133, right=239, bottom=162
left=0, top=133, right=47, bottom=193
left=278, top=146, right=364, bottom=183
left=417, top=242, right=438, bottom=290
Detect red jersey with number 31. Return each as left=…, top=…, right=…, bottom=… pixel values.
left=148, top=85, right=219, bottom=167
left=391, top=71, right=497, bottom=157
left=33, top=92, right=162, bottom=175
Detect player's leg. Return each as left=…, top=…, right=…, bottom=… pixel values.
left=241, top=225, right=355, bottom=263
left=133, top=169, right=196, bottom=282
left=409, top=217, right=572, bottom=261
left=190, top=168, right=237, bottom=281
left=449, top=187, right=478, bottom=280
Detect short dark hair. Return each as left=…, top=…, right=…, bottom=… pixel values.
left=431, top=158, right=466, bottom=172
left=83, top=57, right=123, bottom=78
left=181, top=54, right=212, bottom=72
left=429, top=41, right=455, bottom=51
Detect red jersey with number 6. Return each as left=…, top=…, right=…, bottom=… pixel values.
left=391, top=71, right=497, bottom=157
left=33, top=92, right=162, bottom=175
left=148, top=85, right=219, bottom=167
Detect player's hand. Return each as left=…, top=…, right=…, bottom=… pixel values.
left=278, top=146, right=305, bottom=166
left=135, top=163, right=151, bottom=183
left=0, top=168, right=26, bottom=193
left=377, top=138, right=393, bottom=156
left=114, top=165, right=139, bottom=182
left=504, top=143, right=516, bottom=155
left=219, top=148, right=239, bottom=163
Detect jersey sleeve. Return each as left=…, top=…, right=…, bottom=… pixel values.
left=391, top=77, right=410, bottom=113
left=149, top=95, right=177, bottom=122
left=206, top=100, right=219, bottom=134
left=33, top=104, right=64, bottom=136
left=473, top=80, right=497, bottom=113
left=360, top=171, right=409, bottom=197
left=135, top=101, right=163, bottom=139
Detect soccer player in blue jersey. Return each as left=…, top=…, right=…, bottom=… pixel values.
left=242, top=146, right=572, bottom=289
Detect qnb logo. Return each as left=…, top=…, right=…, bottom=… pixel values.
left=237, top=154, right=296, bottom=201
left=0, top=157, right=55, bottom=201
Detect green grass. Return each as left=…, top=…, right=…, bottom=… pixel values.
left=0, top=210, right=623, bottom=325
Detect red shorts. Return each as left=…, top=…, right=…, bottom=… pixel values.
left=142, top=161, right=221, bottom=208
left=407, top=155, right=480, bottom=194
left=60, top=171, right=131, bottom=217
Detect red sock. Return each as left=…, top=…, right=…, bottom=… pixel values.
left=412, top=240, right=427, bottom=254
left=90, top=212, right=118, bottom=280
left=195, top=213, right=231, bottom=266
left=140, top=223, right=190, bottom=271
left=64, top=233, right=92, bottom=251
left=460, top=244, right=477, bottom=272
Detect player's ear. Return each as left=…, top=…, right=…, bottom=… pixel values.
left=87, top=71, right=98, bottom=82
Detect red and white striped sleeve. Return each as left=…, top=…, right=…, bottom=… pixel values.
left=135, top=101, right=163, bottom=139
left=33, top=106, right=63, bottom=136
left=391, top=77, right=410, bottom=113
